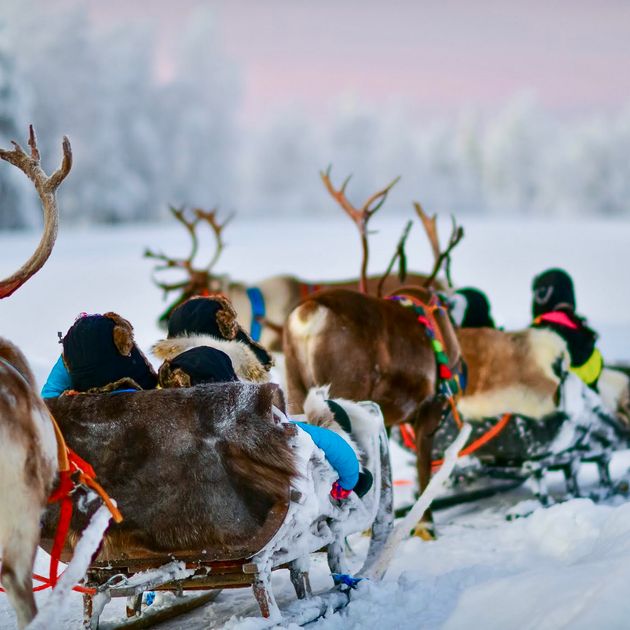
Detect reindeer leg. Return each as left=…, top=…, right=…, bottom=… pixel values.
left=283, top=331, right=309, bottom=415
left=0, top=527, right=38, bottom=630
left=412, top=399, right=444, bottom=540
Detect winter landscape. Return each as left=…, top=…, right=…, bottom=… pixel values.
left=2, top=1, right=630, bottom=629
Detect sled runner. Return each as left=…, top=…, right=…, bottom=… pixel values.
left=41, top=382, right=393, bottom=629
left=397, top=371, right=630, bottom=509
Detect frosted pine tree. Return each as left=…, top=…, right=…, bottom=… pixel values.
left=0, top=20, right=37, bottom=229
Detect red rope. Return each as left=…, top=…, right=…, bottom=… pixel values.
left=0, top=417, right=121, bottom=596
left=398, top=413, right=513, bottom=471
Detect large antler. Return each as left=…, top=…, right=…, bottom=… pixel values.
left=377, top=220, right=413, bottom=298
left=192, top=207, right=234, bottom=274
left=413, top=202, right=464, bottom=288
left=144, top=206, right=233, bottom=299
left=144, top=205, right=200, bottom=274
left=321, top=166, right=400, bottom=294
left=0, top=125, right=72, bottom=299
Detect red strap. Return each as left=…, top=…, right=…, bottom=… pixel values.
left=398, top=413, right=512, bottom=468
left=431, top=413, right=512, bottom=469
left=534, top=311, right=579, bottom=330
left=399, top=423, right=417, bottom=451
left=0, top=469, right=96, bottom=596
left=299, top=283, right=321, bottom=299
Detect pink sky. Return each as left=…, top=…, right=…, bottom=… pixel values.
left=90, top=0, right=630, bottom=120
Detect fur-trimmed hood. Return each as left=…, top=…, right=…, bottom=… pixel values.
left=152, top=335, right=270, bottom=384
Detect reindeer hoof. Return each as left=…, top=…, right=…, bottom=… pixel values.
left=412, top=522, right=436, bottom=540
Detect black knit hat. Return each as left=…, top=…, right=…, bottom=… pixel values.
left=167, top=296, right=273, bottom=369
left=532, top=268, right=576, bottom=318
left=453, top=287, right=495, bottom=328
left=158, top=346, right=238, bottom=388
left=62, top=313, right=157, bottom=392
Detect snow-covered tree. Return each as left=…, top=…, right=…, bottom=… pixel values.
left=157, top=8, right=240, bottom=214
left=0, top=20, right=37, bottom=228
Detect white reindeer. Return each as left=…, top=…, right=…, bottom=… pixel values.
left=0, top=126, right=72, bottom=628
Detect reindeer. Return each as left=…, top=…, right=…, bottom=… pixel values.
left=283, top=169, right=464, bottom=535
left=0, top=127, right=72, bottom=628
left=145, top=185, right=441, bottom=352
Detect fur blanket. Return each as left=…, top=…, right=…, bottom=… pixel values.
left=43, top=382, right=294, bottom=561
left=458, top=327, right=569, bottom=421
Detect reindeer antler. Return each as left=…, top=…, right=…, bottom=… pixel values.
left=321, top=166, right=400, bottom=294
left=145, top=205, right=233, bottom=299
left=0, top=125, right=72, bottom=299
left=144, top=205, right=200, bottom=274
left=377, top=220, right=413, bottom=298
left=192, top=207, right=234, bottom=273
left=413, top=202, right=464, bottom=288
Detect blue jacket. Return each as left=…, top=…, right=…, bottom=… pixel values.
left=41, top=355, right=72, bottom=398
left=294, top=421, right=359, bottom=490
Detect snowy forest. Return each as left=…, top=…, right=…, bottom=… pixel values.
left=1, top=0, right=630, bottom=229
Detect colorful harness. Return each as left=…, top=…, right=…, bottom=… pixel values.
left=388, top=293, right=466, bottom=401
left=299, top=282, right=322, bottom=300
left=246, top=283, right=322, bottom=342
left=246, top=286, right=266, bottom=342
left=0, top=356, right=122, bottom=595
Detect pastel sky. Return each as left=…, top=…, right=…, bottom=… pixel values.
left=89, top=0, right=630, bottom=120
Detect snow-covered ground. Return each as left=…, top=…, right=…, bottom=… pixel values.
left=1, top=217, right=630, bottom=629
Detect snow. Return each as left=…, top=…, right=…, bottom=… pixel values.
left=26, top=505, right=113, bottom=630
left=1, top=218, right=630, bottom=629
left=364, top=423, right=472, bottom=581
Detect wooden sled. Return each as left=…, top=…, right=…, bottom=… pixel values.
left=42, top=382, right=393, bottom=629
left=430, top=373, right=630, bottom=505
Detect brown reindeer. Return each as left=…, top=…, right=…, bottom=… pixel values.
left=283, top=172, right=464, bottom=535
left=145, top=200, right=441, bottom=352
left=0, top=126, right=72, bottom=628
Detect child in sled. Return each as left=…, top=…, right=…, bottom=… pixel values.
left=530, top=268, right=603, bottom=390
left=154, top=295, right=372, bottom=500
left=450, top=286, right=496, bottom=329
left=41, top=312, right=157, bottom=398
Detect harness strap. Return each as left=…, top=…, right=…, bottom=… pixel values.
left=534, top=311, right=579, bottom=330
left=399, top=413, right=512, bottom=468
left=0, top=358, right=121, bottom=595
left=388, top=293, right=465, bottom=410
left=246, top=286, right=265, bottom=342
left=299, top=282, right=321, bottom=300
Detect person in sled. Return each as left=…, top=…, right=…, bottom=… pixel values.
left=152, top=294, right=274, bottom=383
left=155, top=295, right=372, bottom=500
left=41, top=312, right=157, bottom=398
left=530, top=268, right=603, bottom=390
left=450, top=287, right=496, bottom=329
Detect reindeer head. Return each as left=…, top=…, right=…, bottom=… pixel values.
left=144, top=206, right=234, bottom=326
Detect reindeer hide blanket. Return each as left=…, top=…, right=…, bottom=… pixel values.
left=42, top=382, right=295, bottom=562
left=458, top=327, right=569, bottom=421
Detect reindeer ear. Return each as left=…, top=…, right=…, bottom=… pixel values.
left=104, top=312, right=135, bottom=356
